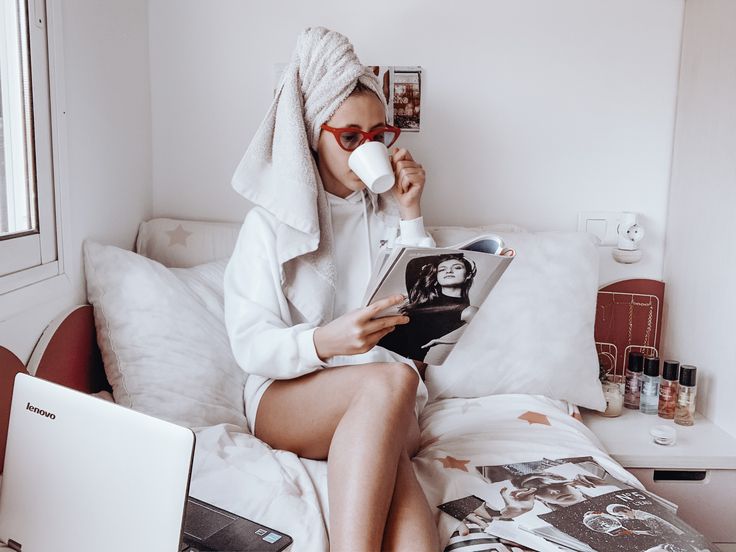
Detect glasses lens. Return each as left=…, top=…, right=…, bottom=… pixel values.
left=376, top=129, right=398, bottom=147
left=339, top=131, right=363, bottom=151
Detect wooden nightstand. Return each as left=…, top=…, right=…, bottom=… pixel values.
left=582, top=408, right=736, bottom=549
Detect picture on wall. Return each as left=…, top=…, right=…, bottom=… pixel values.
left=392, top=67, right=421, bottom=132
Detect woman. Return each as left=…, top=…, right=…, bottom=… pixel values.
left=379, top=253, right=477, bottom=362
left=224, top=27, right=440, bottom=551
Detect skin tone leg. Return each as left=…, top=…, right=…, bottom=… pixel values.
left=382, top=449, right=439, bottom=550
left=254, top=362, right=439, bottom=551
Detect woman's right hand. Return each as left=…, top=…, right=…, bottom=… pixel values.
left=313, top=294, right=409, bottom=360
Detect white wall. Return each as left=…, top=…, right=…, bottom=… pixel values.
left=0, top=0, right=152, bottom=362
left=661, top=0, right=736, bottom=438
left=149, top=0, right=684, bottom=284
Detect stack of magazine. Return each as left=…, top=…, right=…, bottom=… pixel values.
left=438, top=456, right=720, bottom=552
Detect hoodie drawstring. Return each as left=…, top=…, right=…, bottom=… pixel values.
left=361, top=190, right=373, bottom=267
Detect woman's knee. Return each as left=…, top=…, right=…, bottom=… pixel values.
left=361, top=362, right=419, bottom=404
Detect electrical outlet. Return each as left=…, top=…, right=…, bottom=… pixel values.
left=577, top=212, right=623, bottom=246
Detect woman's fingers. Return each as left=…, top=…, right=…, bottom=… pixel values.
left=363, top=314, right=409, bottom=335
left=394, top=162, right=423, bottom=181
left=401, top=169, right=425, bottom=189
left=370, top=325, right=396, bottom=343
left=391, top=147, right=413, bottom=166
left=395, top=166, right=425, bottom=194
left=365, top=294, right=405, bottom=318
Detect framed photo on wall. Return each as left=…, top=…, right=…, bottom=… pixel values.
left=392, top=67, right=421, bottom=132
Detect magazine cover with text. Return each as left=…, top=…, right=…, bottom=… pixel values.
left=368, top=243, right=513, bottom=364
left=538, top=488, right=719, bottom=552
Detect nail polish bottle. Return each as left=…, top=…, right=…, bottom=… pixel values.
left=674, top=365, right=697, bottom=426
left=640, top=357, right=660, bottom=415
left=658, top=360, right=680, bottom=419
left=624, top=351, right=644, bottom=410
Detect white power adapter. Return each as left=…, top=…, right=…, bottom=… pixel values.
left=612, top=212, right=645, bottom=263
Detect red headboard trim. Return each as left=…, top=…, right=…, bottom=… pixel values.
left=1, top=305, right=108, bottom=475
left=28, top=305, right=108, bottom=394
left=0, top=347, right=28, bottom=474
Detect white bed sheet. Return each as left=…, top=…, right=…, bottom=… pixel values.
left=188, top=393, right=640, bottom=551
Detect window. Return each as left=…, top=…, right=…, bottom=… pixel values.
left=0, top=0, right=59, bottom=294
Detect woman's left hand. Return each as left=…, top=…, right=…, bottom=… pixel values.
left=390, top=148, right=425, bottom=220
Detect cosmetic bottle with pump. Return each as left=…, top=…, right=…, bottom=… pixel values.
left=658, top=360, right=679, bottom=419
left=640, top=357, right=660, bottom=415
left=624, top=351, right=644, bottom=409
left=674, top=365, right=697, bottom=426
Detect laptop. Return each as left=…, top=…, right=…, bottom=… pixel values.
left=0, top=374, right=292, bottom=552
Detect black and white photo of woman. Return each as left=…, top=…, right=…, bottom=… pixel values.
left=378, top=253, right=478, bottom=363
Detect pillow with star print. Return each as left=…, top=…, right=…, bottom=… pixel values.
left=425, top=228, right=605, bottom=411
left=135, top=217, right=241, bottom=268
left=83, top=240, right=247, bottom=429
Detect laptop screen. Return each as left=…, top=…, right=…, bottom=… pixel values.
left=0, top=374, right=195, bottom=552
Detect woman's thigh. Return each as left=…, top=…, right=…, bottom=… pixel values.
left=254, top=362, right=420, bottom=460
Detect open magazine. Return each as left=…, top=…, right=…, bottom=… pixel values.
left=363, top=234, right=514, bottom=364
left=437, top=456, right=692, bottom=552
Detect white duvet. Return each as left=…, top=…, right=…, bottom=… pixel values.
left=189, top=393, right=639, bottom=551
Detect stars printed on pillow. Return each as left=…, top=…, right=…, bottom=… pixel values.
left=518, top=411, right=551, bottom=426
left=436, top=455, right=470, bottom=472
left=166, top=224, right=192, bottom=247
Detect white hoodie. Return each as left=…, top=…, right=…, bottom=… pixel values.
left=224, top=189, right=435, bottom=432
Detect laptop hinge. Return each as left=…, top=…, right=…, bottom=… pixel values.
left=7, top=539, right=21, bottom=551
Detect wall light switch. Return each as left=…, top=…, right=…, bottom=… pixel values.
left=578, top=212, right=623, bottom=246
left=585, top=219, right=607, bottom=243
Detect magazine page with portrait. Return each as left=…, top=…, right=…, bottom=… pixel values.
left=364, top=236, right=514, bottom=364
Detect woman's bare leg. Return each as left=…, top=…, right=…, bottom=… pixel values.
left=382, top=449, right=439, bottom=551
left=254, top=362, right=437, bottom=551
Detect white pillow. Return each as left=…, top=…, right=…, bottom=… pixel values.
left=425, top=229, right=606, bottom=411
left=136, top=218, right=240, bottom=268
left=84, top=241, right=248, bottom=429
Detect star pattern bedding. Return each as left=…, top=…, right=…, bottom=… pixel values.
left=187, top=393, right=638, bottom=551
left=80, top=219, right=628, bottom=550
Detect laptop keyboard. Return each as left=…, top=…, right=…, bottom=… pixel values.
left=179, top=497, right=291, bottom=551
left=184, top=499, right=237, bottom=541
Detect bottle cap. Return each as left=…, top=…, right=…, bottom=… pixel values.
left=679, top=365, right=697, bottom=387
left=662, top=360, right=680, bottom=381
left=650, top=425, right=677, bottom=446
left=627, top=351, right=644, bottom=373
left=643, top=356, right=660, bottom=377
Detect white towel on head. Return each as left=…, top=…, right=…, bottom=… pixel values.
left=231, top=27, right=399, bottom=325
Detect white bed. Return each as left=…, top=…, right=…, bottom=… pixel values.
left=187, top=393, right=640, bottom=551
left=0, top=217, right=644, bottom=551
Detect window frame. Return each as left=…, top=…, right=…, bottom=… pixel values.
left=0, top=0, right=70, bottom=318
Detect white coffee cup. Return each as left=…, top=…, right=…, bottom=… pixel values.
left=348, top=141, right=395, bottom=194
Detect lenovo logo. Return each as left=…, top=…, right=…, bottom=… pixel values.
left=26, top=402, right=56, bottom=420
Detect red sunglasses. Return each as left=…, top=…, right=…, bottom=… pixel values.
left=320, top=124, right=401, bottom=152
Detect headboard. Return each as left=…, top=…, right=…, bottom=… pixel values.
left=0, top=305, right=108, bottom=473
left=0, top=279, right=665, bottom=474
